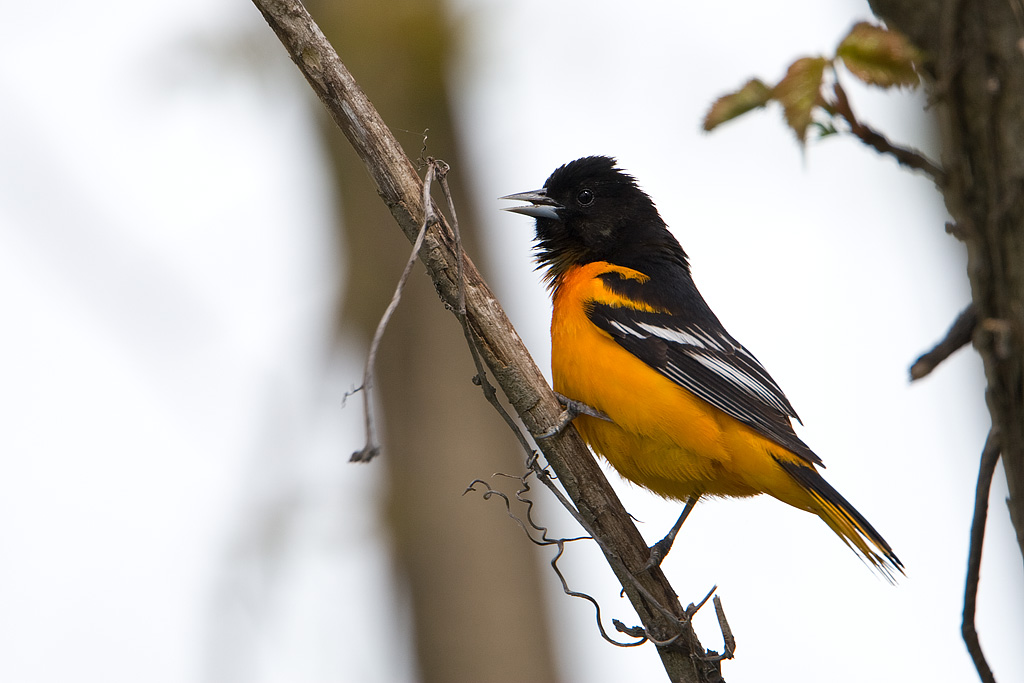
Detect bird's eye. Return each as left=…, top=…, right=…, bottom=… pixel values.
left=577, top=188, right=595, bottom=206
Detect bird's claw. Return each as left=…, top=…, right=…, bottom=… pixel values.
left=643, top=537, right=673, bottom=571
left=535, top=393, right=611, bottom=439
left=643, top=496, right=699, bottom=571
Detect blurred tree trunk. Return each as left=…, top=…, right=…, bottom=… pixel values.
left=868, top=0, right=1024, bottom=567
left=305, top=1, right=561, bottom=681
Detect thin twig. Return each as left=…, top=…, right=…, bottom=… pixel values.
left=432, top=160, right=539, bottom=457
left=686, top=585, right=718, bottom=619
left=963, top=430, right=1000, bottom=683
left=465, top=468, right=648, bottom=648
left=712, top=596, right=735, bottom=661
left=550, top=540, right=650, bottom=647
left=350, top=164, right=438, bottom=462
left=462, top=478, right=589, bottom=547
left=910, top=303, right=978, bottom=380
left=435, top=164, right=465, bottom=317
left=525, top=457, right=680, bottom=620
left=500, top=460, right=582, bottom=543
left=831, top=81, right=946, bottom=186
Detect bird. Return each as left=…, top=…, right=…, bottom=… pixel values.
left=502, top=155, right=902, bottom=579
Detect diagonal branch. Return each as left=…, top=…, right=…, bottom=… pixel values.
left=250, top=1, right=722, bottom=680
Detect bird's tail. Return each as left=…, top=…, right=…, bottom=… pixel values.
left=776, top=459, right=904, bottom=581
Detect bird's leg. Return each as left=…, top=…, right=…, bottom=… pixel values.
left=645, top=495, right=700, bottom=570
left=534, top=392, right=611, bottom=439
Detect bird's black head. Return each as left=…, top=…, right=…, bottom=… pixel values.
left=503, top=156, right=689, bottom=285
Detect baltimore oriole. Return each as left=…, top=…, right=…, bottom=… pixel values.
left=503, top=156, right=902, bottom=578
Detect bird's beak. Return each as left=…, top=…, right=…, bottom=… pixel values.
left=500, top=189, right=564, bottom=220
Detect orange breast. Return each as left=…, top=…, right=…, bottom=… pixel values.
left=550, top=262, right=810, bottom=505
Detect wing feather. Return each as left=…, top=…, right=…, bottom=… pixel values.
left=590, top=303, right=822, bottom=466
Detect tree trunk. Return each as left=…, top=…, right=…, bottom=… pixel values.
left=869, top=0, right=1024, bottom=568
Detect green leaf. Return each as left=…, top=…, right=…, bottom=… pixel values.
left=836, top=22, right=923, bottom=88
left=702, top=79, right=772, bottom=131
left=772, top=56, right=828, bottom=143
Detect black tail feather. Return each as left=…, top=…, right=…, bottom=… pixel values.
left=775, top=458, right=903, bottom=580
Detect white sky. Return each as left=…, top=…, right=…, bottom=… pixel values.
left=1, top=0, right=1021, bottom=682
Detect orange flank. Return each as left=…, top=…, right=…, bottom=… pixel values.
left=552, top=261, right=810, bottom=503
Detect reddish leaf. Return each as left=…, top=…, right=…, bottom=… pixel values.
left=703, top=79, right=772, bottom=131
left=836, top=22, right=923, bottom=88
left=772, top=57, right=828, bottom=143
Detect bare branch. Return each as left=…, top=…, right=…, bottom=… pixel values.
left=962, top=430, right=1000, bottom=683
left=713, top=596, right=736, bottom=660
left=250, top=1, right=722, bottom=680
left=831, top=81, right=946, bottom=185
left=909, top=303, right=978, bottom=381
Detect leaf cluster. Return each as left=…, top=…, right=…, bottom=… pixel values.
left=703, top=22, right=924, bottom=142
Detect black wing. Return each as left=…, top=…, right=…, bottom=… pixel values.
left=589, top=299, right=822, bottom=467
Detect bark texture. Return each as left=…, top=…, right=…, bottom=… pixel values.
left=870, top=0, right=1024, bottom=565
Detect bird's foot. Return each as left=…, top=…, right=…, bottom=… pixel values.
left=643, top=496, right=699, bottom=571
left=535, top=393, right=611, bottom=439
